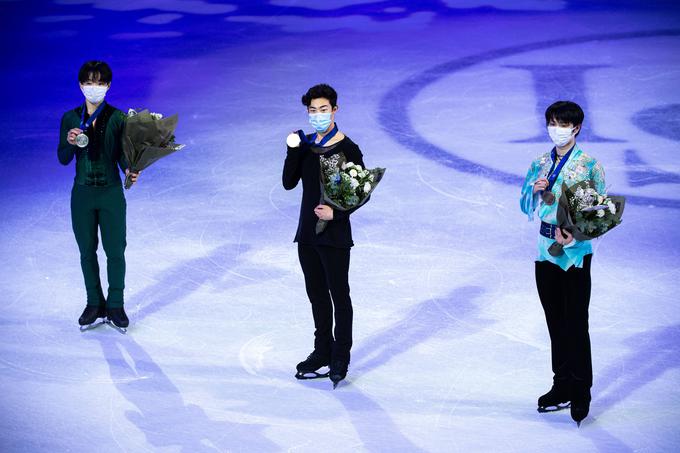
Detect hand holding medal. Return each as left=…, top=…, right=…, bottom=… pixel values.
left=542, top=188, right=556, bottom=205
left=73, top=101, right=107, bottom=148
left=538, top=145, right=575, bottom=206
left=75, top=132, right=89, bottom=148
left=66, top=128, right=84, bottom=146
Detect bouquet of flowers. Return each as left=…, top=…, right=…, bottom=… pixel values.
left=122, top=109, right=185, bottom=189
left=317, top=152, right=386, bottom=234
left=549, top=180, right=625, bottom=256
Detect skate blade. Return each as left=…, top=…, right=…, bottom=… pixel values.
left=537, top=402, right=571, bottom=413
left=105, top=320, right=128, bottom=335
left=295, top=370, right=330, bottom=380
left=79, top=320, right=106, bottom=332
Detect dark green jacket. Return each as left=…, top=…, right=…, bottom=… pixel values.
left=58, top=104, right=128, bottom=186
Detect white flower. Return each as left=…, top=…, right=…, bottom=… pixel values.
left=286, top=133, right=301, bottom=148
left=363, top=182, right=371, bottom=193
left=150, top=112, right=163, bottom=120
left=369, top=174, right=375, bottom=182
left=350, top=178, right=359, bottom=189
left=349, top=169, right=358, bottom=178
left=345, top=162, right=355, bottom=168
left=607, top=201, right=616, bottom=214
left=355, top=165, right=363, bottom=172
left=596, top=209, right=605, bottom=218
left=127, top=108, right=138, bottom=117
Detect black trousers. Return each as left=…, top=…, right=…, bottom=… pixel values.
left=71, top=183, right=127, bottom=307
left=297, top=244, right=353, bottom=363
left=535, top=254, right=593, bottom=399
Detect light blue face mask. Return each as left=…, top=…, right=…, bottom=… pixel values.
left=309, top=112, right=333, bottom=132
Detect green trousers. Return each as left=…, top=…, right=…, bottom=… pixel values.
left=71, top=183, right=127, bottom=307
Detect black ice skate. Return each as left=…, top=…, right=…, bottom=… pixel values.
left=571, top=390, right=590, bottom=427
left=78, top=305, right=107, bottom=332
left=571, top=397, right=591, bottom=427
left=295, top=351, right=330, bottom=380
left=106, top=307, right=129, bottom=334
left=537, top=385, right=571, bottom=413
left=329, top=359, right=348, bottom=389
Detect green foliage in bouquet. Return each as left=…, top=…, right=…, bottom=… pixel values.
left=549, top=179, right=625, bottom=257
left=316, top=152, right=386, bottom=234
left=561, top=180, right=624, bottom=239
left=321, top=154, right=381, bottom=209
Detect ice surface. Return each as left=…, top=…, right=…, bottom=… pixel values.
left=1, top=1, right=679, bottom=452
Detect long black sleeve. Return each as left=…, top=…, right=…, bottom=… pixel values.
left=58, top=112, right=77, bottom=165
left=282, top=145, right=304, bottom=190
left=112, top=111, right=128, bottom=173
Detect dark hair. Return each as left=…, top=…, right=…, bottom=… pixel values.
left=545, top=101, right=584, bottom=135
left=78, top=61, right=112, bottom=84
left=301, top=84, right=337, bottom=108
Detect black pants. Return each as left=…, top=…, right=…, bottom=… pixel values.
left=297, top=244, right=353, bottom=363
left=71, top=183, right=127, bottom=307
left=535, top=254, right=593, bottom=399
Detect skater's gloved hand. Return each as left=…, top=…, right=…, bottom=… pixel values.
left=314, top=204, right=333, bottom=221
left=555, top=227, right=574, bottom=246
left=125, top=169, right=141, bottom=185
left=67, top=128, right=83, bottom=145
left=533, top=178, right=549, bottom=194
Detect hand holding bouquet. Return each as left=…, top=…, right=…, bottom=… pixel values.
left=549, top=180, right=625, bottom=256
left=316, top=152, right=385, bottom=234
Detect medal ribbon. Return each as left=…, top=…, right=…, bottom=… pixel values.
left=546, top=144, right=575, bottom=192
left=298, top=123, right=339, bottom=147
left=79, top=101, right=107, bottom=131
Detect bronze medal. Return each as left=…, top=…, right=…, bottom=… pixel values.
left=542, top=190, right=555, bottom=205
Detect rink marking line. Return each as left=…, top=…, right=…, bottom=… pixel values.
left=380, top=28, right=680, bottom=209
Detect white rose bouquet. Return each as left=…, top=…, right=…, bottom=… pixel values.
left=549, top=180, right=625, bottom=256
left=317, top=152, right=386, bottom=234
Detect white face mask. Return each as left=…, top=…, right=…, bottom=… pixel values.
left=81, top=85, right=108, bottom=104
left=547, top=125, right=575, bottom=147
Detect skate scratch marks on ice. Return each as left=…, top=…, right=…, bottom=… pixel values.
left=269, top=182, right=298, bottom=221
left=416, top=164, right=494, bottom=207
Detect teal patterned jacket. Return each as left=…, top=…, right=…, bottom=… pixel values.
left=520, top=144, right=606, bottom=271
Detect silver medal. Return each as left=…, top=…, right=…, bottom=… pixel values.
left=75, top=133, right=89, bottom=148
